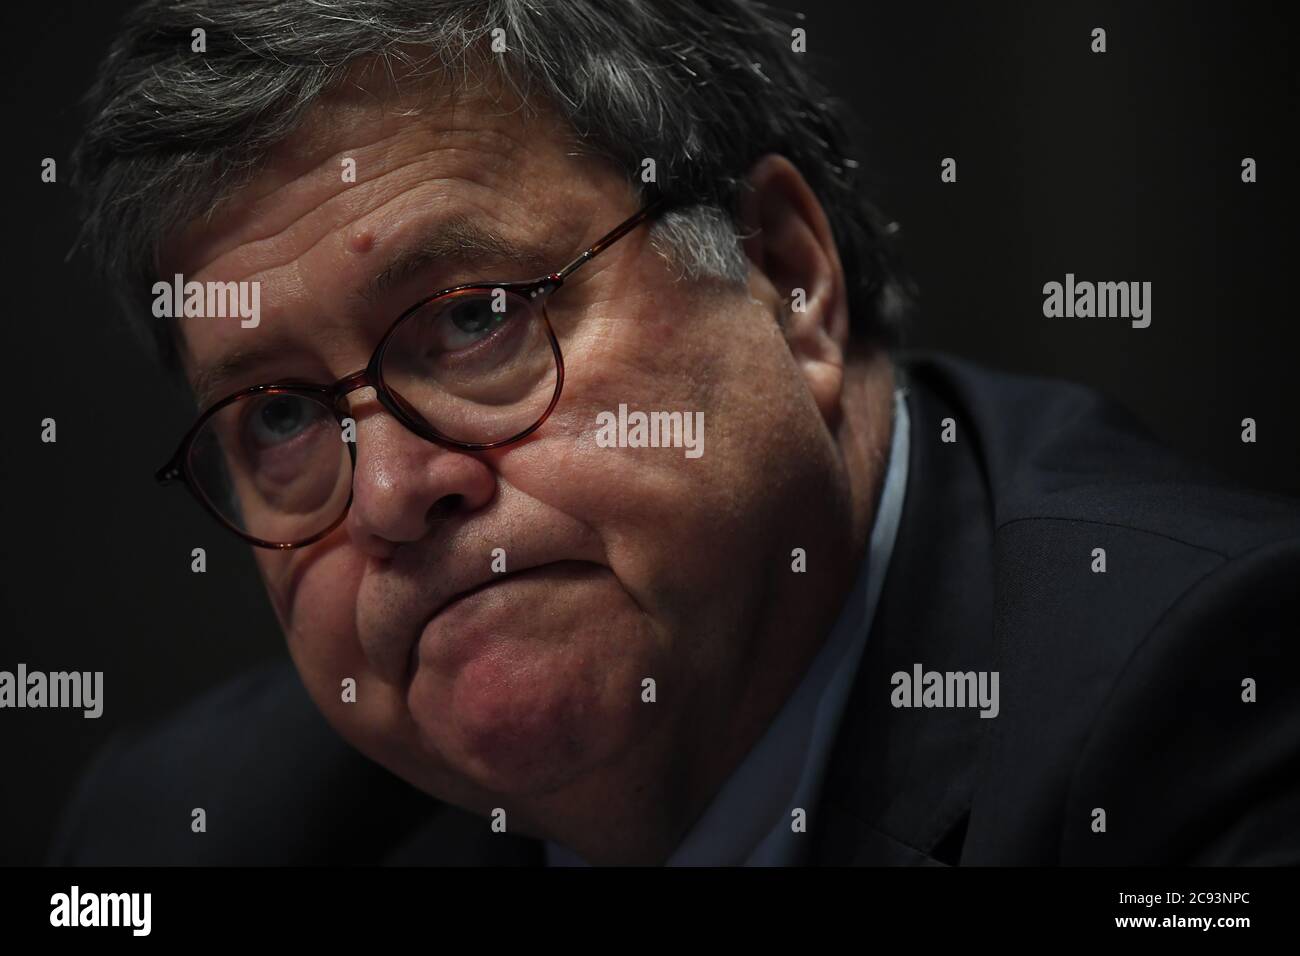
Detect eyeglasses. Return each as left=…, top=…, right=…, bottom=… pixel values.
left=156, top=197, right=665, bottom=550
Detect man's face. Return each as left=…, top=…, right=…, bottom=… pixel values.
left=169, top=71, right=854, bottom=827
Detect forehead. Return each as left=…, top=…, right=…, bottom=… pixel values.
left=164, top=63, right=624, bottom=391
left=173, top=66, right=567, bottom=263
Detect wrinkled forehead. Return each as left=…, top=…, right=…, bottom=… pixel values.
left=166, top=58, right=582, bottom=281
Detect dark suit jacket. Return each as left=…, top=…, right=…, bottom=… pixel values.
left=47, top=352, right=1300, bottom=865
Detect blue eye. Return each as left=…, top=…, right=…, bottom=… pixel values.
left=246, top=395, right=318, bottom=448
left=436, top=297, right=508, bottom=350
left=383, top=289, right=535, bottom=388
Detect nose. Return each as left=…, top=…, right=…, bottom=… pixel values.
left=344, top=403, right=497, bottom=558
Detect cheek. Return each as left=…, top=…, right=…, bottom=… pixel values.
left=259, top=547, right=363, bottom=665
left=493, top=288, right=815, bottom=620
left=263, top=548, right=412, bottom=755
left=406, top=581, right=667, bottom=793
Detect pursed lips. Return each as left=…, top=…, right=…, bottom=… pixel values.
left=400, top=560, right=594, bottom=688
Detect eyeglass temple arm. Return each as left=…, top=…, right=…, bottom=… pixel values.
left=156, top=457, right=186, bottom=485
left=551, top=197, right=665, bottom=285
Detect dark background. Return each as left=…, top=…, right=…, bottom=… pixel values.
left=2, top=0, right=1295, bottom=865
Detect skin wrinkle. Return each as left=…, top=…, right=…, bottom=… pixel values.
left=177, top=160, right=537, bottom=318
left=172, top=77, right=545, bottom=290
left=176, top=138, right=739, bottom=376
left=165, top=62, right=891, bottom=864
left=354, top=215, right=551, bottom=308
left=183, top=196, right=574, bottom=406
left=177, top=175, right=588, bottom=391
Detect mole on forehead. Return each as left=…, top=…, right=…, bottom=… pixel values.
left=173, top=69, right=577, bottom=268
left=170, top=126, right=541, bottom=286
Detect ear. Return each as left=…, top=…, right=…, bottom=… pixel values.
left=737, top=154, right=849, bottom=426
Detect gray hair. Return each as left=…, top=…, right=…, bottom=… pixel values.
left=72, top=0, right=912, bottom=371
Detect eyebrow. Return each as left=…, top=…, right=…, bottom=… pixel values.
left=355, top=214, right=556, bottom=309
left=189, top=344, right=304, bottom=410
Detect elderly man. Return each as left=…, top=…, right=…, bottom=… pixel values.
left=51, top=0, right=1300, bottom=866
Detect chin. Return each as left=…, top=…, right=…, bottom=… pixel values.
left=404, top=625, right=648, bottom=796
left=400, top=568, right=662, bottom=794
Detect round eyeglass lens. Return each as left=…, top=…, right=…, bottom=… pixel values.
left=378, top=287, right=560, bottom=446
left=187, top=389, right=353, bottom=545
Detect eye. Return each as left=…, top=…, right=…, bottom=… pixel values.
left=429, top=294, right=511, bottom=352
left=245, top=394, right=322, bottom=449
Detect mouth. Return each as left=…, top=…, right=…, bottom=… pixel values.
left=403, top=560, right=598, bottom=688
